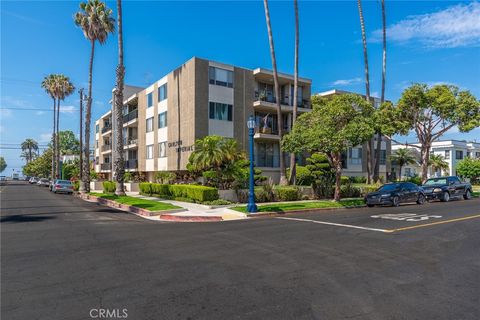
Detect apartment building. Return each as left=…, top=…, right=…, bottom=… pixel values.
left=94, top=57, right=312, bottom=182
left=392, top=140, right=480, bottom=178
left=316, top=89, right=392, bottom=179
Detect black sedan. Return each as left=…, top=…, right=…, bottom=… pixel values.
left=365, top=182, right=426, bottom=207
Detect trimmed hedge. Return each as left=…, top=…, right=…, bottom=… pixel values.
left=275, top=186, right=300, bottom=201
left=102, top=181, right=116, bottom=193
left=138, top=183, right=219, bottom=202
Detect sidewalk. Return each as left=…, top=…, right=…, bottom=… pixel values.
left=127, top=192, right=248, bottom=222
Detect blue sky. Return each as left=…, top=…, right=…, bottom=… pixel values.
left=1, top=0, right=480, bottom=173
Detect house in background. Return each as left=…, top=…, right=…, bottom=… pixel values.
left=391, top=140, right=480, bottom=178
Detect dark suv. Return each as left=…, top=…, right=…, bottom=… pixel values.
left=422, top=176, right=473, bottom=202
left=365, top=182, right=426, bottom=207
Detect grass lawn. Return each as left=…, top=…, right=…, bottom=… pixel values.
left=232, top=198, right=365, bottom=213
left=90, top=193, right=181, bottom=211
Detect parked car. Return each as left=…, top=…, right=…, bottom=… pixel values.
left=25, top=176, right=31, bottom=181
left=0, top=176, right=6, bottom=186
left=29, top=177, right=39, bottom=184
left=51, top=180, right=74, bottom=194
left=421, top=176, right=473, bottom=202
left=365, top=182, right=426, bottom=207
left=37, top=178, right=50, bottom=187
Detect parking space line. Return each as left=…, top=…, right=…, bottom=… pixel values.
left=276, top=217, right=391, bottom=233
left=388, top=214, right=480, bottom=233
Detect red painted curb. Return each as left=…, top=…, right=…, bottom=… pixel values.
left=246, top=205, right=367, bottom=218
left=160, top=214, right=223, bottom=222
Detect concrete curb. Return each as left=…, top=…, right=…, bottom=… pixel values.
left=159, top=214, right=223, bottom=222
left=246, top=204, right=367, bottom=218
left=75, top=193, right=186, bottom=217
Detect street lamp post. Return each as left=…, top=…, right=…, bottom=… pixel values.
left=247, top=115, right=258, bottom=213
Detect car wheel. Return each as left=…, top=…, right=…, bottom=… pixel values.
left=367, top=204, right=374, bottom=208
left=463, top=190, right=472, bottom=200
left=392, top=196, right=400, bottom=207
left=416, top=194, right=425, bottom=205
left=441, top=191, right=450, bottom=202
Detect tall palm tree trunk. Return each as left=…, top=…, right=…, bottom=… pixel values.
left=51, top=98, right=56, bottom=180
left=81, top=40, right=95, bottom=193
left=289, top=0, right=299, bottom=185
left=357, top=0, right=372, bottom=184
left=263, top=0, right=287, bottom=185
left=114, top=0, right=126, bottom=196
left=373, top=0, right=387, bottom=182
left=56, top=99, right=61, bottom=178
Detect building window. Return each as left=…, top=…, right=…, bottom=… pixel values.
left=455, top=150, right=463, bottom=160
left=158, top=142, right=167, bottom=158
left=444, top=150, right=450, bottom=159
left=209, top=102, right=232, bottom=121
left=95, top=156, right=99, bottom=165
left=146, top=117, right=154, bottom=132
left=158, top=84, right=167, bottom=101
left=380, top=150, right=387, bottom=165
left=476, top=152, right=480, bottom=159
left=256, top=142, right=280, bottom=167
left=147, top=92, right=153, bottom=108
left=96, top=140, right=99, bottom=148
left=466, top=151, right=471, bottom=158
left=348, top=147, right=362, bottom=165
left=104, top=156, right=110, bottom=164
left=209, top=66, right=233, bottom=88
left=146, top=145, right=154, bottom=159
left=95, top=124, right=99, bottom=133
left=158, top=111, right=167, bottom=128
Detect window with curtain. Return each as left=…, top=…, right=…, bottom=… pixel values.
left=209, top=66, right=233, bottom=88
left=158, top=84, right=167, bottom=101
left=158, top=112, right=167, bottom=128
left=209, top=102, right=232, bottom=121
left=158, top=142, right=167, bottom=158
left=146, top=117, right=154, bottom=132
left=349, top=147, right=362, bottom=164
left=146, top=145, right=153, bottom=159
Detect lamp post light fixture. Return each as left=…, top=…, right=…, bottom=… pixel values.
left=246, top=115, right=258, bottom=213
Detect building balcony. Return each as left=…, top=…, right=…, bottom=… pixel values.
left=124, top=137, right=138, bottom=148
left=100, top=163, right=111, bottom=171
left=101, top=145, right=112, bottom=153
left=125, top=159, right=138, bottom=170
left=101, top=124, right=112, bottom=134
left=253, top=95, right=311, bottom=113
left=123, top=109, right=138, bottom=125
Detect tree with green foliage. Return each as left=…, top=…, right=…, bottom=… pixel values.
left=283, top=94, right=375, bottom=201
left=0, top=157, right=7, bottom=173
left=75, top=0, right=115, bottom=192
left=51, top=130, right=80, bottom=155
left=390, top=148, right=416, bottom=180
left=21, top=138, right=39, bottom=163
left=41, top=74, right=58, bottom=180
left=380, top=84, right=480, bottom=181
left=23, top=149, right=53, bottom=178
left=428, top=154, right=449, bottom=176
left=456, top=157, right=480, bottom=184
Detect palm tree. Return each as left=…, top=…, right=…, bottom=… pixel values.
left=390, top=148, right=416, bottom=180
left=75, top=0, right=115, bottom=192
left=289, top=0, right=299, bottom=185
left=263, top=0, right=287, bottom=185
left=21, top=139, right=39, bottom=163
left=41, top=74, right=57, bottom=180
left=55, top=75, right=75, bottom=178
left=373, top=0, right=387, bottom=183
left=114, top=0, right=126, bottom=196
left=357, top=0, right=373, bottom=184
left=428, top=154, right=449, bottom=177
left=188, top=136, right=239, bottom=171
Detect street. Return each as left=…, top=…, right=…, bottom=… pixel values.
left=1, top=181, right=479, bottom=320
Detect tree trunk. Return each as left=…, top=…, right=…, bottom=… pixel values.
left=333, top=152, right=342, bottom=201
left=357, top=0, right=372, bottom=184
left=56, top=98, right=60, bottom=179
left=114, top=0, right=126, bottom=196
left=263, top=0, right=287, bottom=185
left=373, top=0, right=387, bottom=183
left=81, top=40, right=95, bottom=193
left=420, top=145, right=430, bottom=182
left=51, top=98, right=56, bottom=181
left=289, top=0, right=299, bottom=186
left=79, top=89, right=84, bottom=184
left=399, top=165, right=402, bottom=181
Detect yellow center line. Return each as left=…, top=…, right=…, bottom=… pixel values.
left=387, top=214, right=480, bottom=233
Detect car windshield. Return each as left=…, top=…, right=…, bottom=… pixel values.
left=424, top=178, right=447, bottom=185
left=56, top=180, right=71, bottom=184
left=377, top=184, right=400, bottom=192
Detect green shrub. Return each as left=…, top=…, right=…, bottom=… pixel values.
left=151, top=183, right=170, bottom=196
left=275, top=186, right=300, bottom=201
left=286, top=166, right=314, bottom=186
left=72, top=180, right=79, bottom=191
left=102, top=181, right=116, bottom=193
left=340, top=176, right=350, bottom=185
left=340, top=184, right=361, bottom=198
left=349, top=176, right=367, bottom=184
left=154, top=171, right=176, bottom=184
left=168, top=184, right=219, bottom=202
left=404, top=175, right=422, bottom=185
left=203, top=199, right=232, bottom=205
left=255, top=189, right=268, bottom=203
left=359, top=184, right=380, bottom=196
left=139, top=182, right=153, bottom=195
left=123, top=172, right=134, bottom=182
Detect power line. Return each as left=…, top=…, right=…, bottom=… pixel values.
left=0, top=107, right=79, bottom=112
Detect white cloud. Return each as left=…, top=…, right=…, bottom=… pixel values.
left=332, top=77, right=362, bottom=86
left=35, top=111, right=45, bottom=116
left=59, top=105, right=76, bottom=114
left=372, top=2, right=480, bottom=48
left=39, top=133, right=52, bottom=142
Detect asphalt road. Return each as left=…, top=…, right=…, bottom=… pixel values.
left=1, top=181, right=479, bottom=320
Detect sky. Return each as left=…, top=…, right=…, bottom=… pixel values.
left=1, top=0, right=480, bottom=174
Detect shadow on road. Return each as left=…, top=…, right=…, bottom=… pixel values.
left=1, top=214, right=55, bottom=223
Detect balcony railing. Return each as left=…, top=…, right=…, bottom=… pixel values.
left=101, top=124, right=112, bottom=133
left=100, top=163, right=111, bottom=170
left=125, top=159, right=138, bottom=169
left=123, top=109, right=138, bottom=123
left=124, top=137, right=138, bottom=146
left=101, top=144, right=111, bottom=152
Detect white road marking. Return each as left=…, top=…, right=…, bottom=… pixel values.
left=371, top=213, right=442, bottom=222
left=276, top=217, right=391, bottom=233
